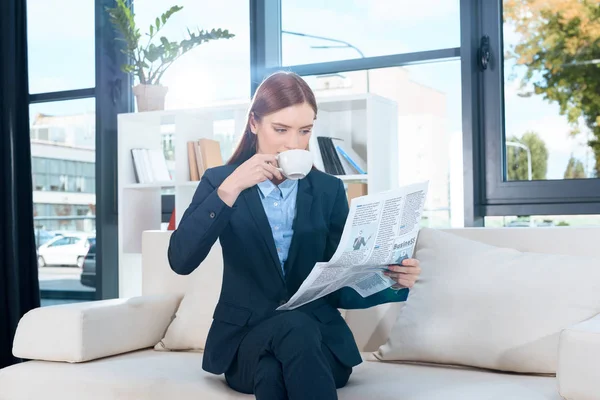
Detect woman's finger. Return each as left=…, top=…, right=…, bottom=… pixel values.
left=385, top=271, right=414, bottom=280
left=399, top=278, right=415, bottom=287
left=401, top=258, right=420, bottom=267
left=257, top=153, right=278, bottom=166
left=387, top=265, right=419, bottom=274
left=256, top=153, right=277, bottom=161
left=262, top=170, right=274, bottom=181
left=264, top=163, right=283, bottom=180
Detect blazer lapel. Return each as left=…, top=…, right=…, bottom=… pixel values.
left=241, top=186, right=285, bottom=283
left=284, top=176, right=313, bottom=276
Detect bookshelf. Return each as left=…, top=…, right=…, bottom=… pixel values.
left=117, top=93, right=398, bottom=297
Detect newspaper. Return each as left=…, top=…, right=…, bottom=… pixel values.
left=277, top=181, right=429, bottom=311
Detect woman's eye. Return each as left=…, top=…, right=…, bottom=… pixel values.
left=275, top=128, right=286, bottom=133
left=301, top=129, right=312, bottom=135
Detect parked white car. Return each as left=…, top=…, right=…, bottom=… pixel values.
left=37, top=234, right=94, bottom=268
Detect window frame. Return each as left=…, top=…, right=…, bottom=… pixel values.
left=250, top=0, right=600, bottom=225
left=94, top=0, right=134, bottom=300
left=479, top=0, right=600, bottom=216
left=250, top=0, right=468, bottom=222
left=25, top=0, right=132, bottom=301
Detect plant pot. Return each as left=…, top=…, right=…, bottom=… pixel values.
left=132, top=84, right=169, bottom=112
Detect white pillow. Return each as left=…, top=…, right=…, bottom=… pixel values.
left=375, top=228, right=600, bottom=374
left=154, top=244, right=223, bottom=352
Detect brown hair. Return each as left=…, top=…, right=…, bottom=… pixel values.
left=227, top=71, right=317, bottom=165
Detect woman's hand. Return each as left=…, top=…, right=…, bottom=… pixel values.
left=218, top=154, right=283, bottom=207
left=384, top=258, right=421, bottom=290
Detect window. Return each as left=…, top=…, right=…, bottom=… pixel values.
left=26, top=0, right=95, bottom=93
left=304, top=62, right=463, bottom=228
left=49, top=237, right=71, bottom=247
left=133, top=0, right=250, bottom=109
left=28, top=58, right=96, bottom=304
left=479, top=0, right=600, bottom=215
left=280, top=0, right=460, bottom=66
left=25, top=0, right=129, bottom=304
left=259, top=1, right=461, bottom=227
left=485, top=215, right=600, bottom=228
left=503, top=2, right=596, bottom=181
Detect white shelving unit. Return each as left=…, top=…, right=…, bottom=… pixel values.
left=117, top=93, right=398, bottom=298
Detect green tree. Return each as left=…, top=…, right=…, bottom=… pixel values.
left=504, top=0, right=600, bottom=175
left=506, top=131, right=549, bottom=180
left=564, top=155, right=587, bottom=178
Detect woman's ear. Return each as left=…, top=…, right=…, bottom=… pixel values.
left=249, top=112, right=259, bottom=134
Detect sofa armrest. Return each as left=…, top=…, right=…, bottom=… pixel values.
left=12, top=294, right=182, bottom=363
left=558, top=313, right=600, bottom=400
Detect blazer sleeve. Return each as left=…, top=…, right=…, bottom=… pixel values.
left=167, top=168, right=235, bottom=275
left=326, top=180, right=409, bottom=310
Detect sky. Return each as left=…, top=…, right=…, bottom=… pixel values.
left=25, top=0, right=595, bottom=181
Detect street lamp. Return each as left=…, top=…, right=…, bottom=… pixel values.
left=562, top=59, right=600, bottom=67
left=281, top=30, right=370, bottom=92
left=506, top=140, right=532, bottom=181
left=506, top=140, right=533, bottom=227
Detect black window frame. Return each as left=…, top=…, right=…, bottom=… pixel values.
left=24, top=0, right=132, bottom=301
left=478, top=0, right=600, bottom=217
left=249, top=0, right=600, bottom=225
left=250, top=0, right=469, bottom=221
left=21, top=0, right=599, bottom=303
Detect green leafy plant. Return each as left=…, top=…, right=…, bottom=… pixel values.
left=106, top=0, right=234, bottom=86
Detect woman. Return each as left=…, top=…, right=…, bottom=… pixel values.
left=168, top=71, right=421, bottom=400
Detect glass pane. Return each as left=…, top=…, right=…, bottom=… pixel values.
left=281, top=0, right=460, bottom=66
left=133, top=0, right=250, bottom=109
left=27, top=0, right=95, bottom=93
left=31, top=98, right=96, bottom=301
left=503, top=1, right=599, bottom=181
left=305, top=61, right=463, bottom=228
left=485, top=215, right=600, bottom=228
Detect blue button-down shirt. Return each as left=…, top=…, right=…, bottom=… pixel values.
left=257, top=179, right=298, bottom=276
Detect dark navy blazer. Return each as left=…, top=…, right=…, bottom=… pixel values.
left=168, top=165, right=409, bottom=375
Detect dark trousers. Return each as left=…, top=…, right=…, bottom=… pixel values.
left=225, top=311, right=352, bottom=400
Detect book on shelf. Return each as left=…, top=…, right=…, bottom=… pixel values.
left=346, top=182, right=368, bottom=204
left=309, top=135, right=367, bottom=176
left=131, top=148, right=172, bottom=184
left=187, top=138, right=224, bottom=181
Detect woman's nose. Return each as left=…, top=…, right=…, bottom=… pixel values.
left=285, top=133, right=301, bottom=150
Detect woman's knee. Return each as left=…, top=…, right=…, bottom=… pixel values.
left=255, top=355, right=284, bottom=385
left=276, top=311, right=320, bottom=338
left=269, top=311, right=323, bottom=355
left=334, top=367, right=352, bottom=389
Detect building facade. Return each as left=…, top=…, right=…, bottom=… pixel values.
left=30, top=112, right=96, bottom=236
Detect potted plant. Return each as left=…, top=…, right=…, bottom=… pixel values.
left=106, top=0, right=234, bottom=112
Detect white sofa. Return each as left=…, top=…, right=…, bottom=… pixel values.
left=1, top=228, right=600, bottom=400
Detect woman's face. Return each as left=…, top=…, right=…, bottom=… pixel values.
left=251, top=102, right=314, bottom=155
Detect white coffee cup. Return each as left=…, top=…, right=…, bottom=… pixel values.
left=276, top=149, right=313, bottom=180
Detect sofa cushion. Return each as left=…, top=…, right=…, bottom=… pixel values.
left=557, top=313, right=600, bottom=399
left=375, top=228, right=600, bottom=374
left=0, top=350, right=561, bottom=400
left=340, top=359, right=561, bottom=400
left=154, top=242, right=224, bottom=352
left=0, top=350, right=248, bottom=400
left=12, top=295, right=181, bottom=363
